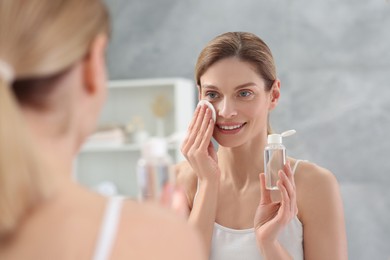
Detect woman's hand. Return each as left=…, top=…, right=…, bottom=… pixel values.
left=181, top=104, right=220, bottom=185
left=180, top=104, right=221, bottom=254
left=254, top=161, right=298, bottom=254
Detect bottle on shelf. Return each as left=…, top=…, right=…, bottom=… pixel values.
left=136, top=137, right=175, bottom=201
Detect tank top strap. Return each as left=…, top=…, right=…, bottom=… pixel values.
left=292, top=159, right=306, bottom=175
left=93, top=196, right=124, bottom=260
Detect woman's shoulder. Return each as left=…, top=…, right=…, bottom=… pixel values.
left=174, top=160, right=198, bottom=207
left=120, top=198, right=188, bottom=229
left=116, top=199, right=205, bottom=259
left=292, top=159, right=342, bottom=222
left=175, top=160, right=196, bottom=178
left=293, top=159, right=338, bottom=188
left=175, top=160, right=198, bottom=184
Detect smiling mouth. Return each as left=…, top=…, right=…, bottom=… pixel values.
left=216, top=123, right=246, bottom=131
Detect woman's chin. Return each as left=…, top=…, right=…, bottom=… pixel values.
left=212, top=136, right=245, bottom=148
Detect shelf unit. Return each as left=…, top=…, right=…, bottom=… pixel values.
left=74, top=78, right=195, bottom=197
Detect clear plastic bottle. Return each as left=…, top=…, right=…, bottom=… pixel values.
left=136, top=137, right=174, bottom=201
left=264, top=130, right=296, bottom=190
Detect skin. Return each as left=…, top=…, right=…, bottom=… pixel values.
left=0, top=34, right=206, bottom=260
left=177, top=57, right=348, bottom=259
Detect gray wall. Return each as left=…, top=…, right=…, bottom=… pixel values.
left=105, top=0, right=390, bottom=259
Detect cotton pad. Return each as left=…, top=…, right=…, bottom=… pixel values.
left=197, top=100, right=216, bottom=122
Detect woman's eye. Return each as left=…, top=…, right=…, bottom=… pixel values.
left=239, top=91, right=252, bottom=97
left=206, top=92, right=219, bottom=99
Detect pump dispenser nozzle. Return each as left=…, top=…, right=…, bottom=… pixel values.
left=267, top=129, right=296, bottom=144
left=281, top=129, right=296, bottom=138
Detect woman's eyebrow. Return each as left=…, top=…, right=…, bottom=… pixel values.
left=201, top=84, right=218, bottom=90
left=234, top=82, right=258, bottom=89
left=202, top=82, right=257, bottom=90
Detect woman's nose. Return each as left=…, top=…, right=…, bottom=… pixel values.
left=217, top=99, right=237, bottom=119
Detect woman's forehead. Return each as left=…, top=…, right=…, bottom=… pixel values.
left=200, top=70, right=265, bottom=91
left=200, top=58, right=264, bottom=85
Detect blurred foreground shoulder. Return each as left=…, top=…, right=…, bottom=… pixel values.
left=113, top=199, right=206, bottom=259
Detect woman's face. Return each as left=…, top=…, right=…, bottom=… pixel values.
left=199, top=57, right=278, bottom=148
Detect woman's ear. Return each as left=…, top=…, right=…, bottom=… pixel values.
left=269, top=79, right=281, bottom=110
left=83, top=33, right=108, bottom=95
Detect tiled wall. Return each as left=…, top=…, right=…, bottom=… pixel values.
left=104, top=0, right=390, bottom=258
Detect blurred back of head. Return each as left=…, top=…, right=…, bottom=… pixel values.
left=0, top=0, right=109, bottom=240
left=0, top=0, right=109, bottom=79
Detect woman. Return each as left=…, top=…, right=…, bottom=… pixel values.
left=0, top=0, right=205, bottom=259
left=177, top=32, right=348, bottom=259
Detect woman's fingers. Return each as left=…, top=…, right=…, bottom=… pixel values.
left=279, top=170, right=294, bottom=200
left=259, top=173, right=272, bottom=204
left=199, top=118, right=214, bottom=151
left=181, top=105, right=217, bottom=180
left=181, top=111, right=196, bottom=154
left=207, top=138, right=218, bottom=162
left=284, top=161, right=296, bottom=189
left=181, top=105, right=208, bottom=154
left=192, top=106, right=212, bottom=149
left=283, top=162, right=297, bottom=215
left=187, top=105, right=201, bottom=132
left=278, top=170, right=298, bottom=217
left=182, top=106, right=200, bottom=146
left=276, top=178, right=292, bottom=223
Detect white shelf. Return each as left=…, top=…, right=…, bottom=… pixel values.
left=80, top=143, right=177, bottom=153
left=80, top=143, right=140, bottom=153
left=108, top=78, right=194, bottom=89
left=74, top=78, right=195, bottom=198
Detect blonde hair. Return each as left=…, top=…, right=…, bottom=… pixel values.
left=0, top=0, right=109, bottom=239
left=195, top=32, right=277, bottom=134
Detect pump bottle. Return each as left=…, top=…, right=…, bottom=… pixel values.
left=137, top=137, right=174, bottom=201
left=264, top=130, right=296, bottom=190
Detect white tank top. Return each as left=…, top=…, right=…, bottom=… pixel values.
left=93, top=196, right=123, bottom=260
left=210, top=216, right=303, bottom=259
left=200, top=160, right=304, bottom=260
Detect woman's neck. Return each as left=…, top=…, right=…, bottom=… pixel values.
left=24, top=109, right=80, bottom=179
left=217, top=134, right=267, bottom=190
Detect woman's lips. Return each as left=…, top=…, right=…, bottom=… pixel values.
left=215, top=123, right=246, bottom=134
